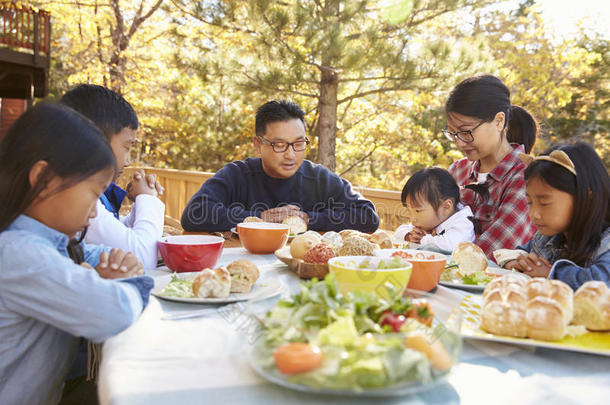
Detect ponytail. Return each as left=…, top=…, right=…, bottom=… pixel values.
left=507, top=105, right=538, bottom=153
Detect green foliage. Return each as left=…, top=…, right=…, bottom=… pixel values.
left=33, top=0, right=609, bottom=188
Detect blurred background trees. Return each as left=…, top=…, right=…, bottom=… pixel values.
left=33, top=0, right=610, bottom=187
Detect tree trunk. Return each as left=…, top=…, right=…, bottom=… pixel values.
left=314, top=67, right=338, bottom=172
left=109, top=52, right=126, bottom=94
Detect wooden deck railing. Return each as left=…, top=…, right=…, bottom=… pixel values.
left=0, top=2, right=50, bottom=54
left=122, top=167, right=408, bottom=231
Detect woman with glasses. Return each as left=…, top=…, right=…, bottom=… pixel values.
left=444, top=74, right=538, bottom=259
left=181, top=100, right=379, bottom=233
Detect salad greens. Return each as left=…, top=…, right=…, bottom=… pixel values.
left=253, top=274, right=459, bottom=391
left=441, top=263, right=491, bottom=286
left=159, top=274, right=195, bottom=298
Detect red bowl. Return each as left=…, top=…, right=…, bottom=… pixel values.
left=157, top=235, right=224, bottom=273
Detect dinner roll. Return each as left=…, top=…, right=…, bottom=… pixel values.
left=450, top=242, right=488, bottom=275
left=290, top=232, right=322, bottom=260
left=526, top=296, right=566, bottom=341
left=481, top=287, right=528, bottom=338
left=525, top=278, right=573, bottom=324
left=192, top=267, right=231, bottom=298
left=243, top=216, right=263, bottom=223
left=481, top=276, right=573, bottom=341
left=282, top=215, right=307, bottom=235
left=367, top=230, right=392, bottom=249
left=573, top=281, right=610, bottom=331
left=227, top=260, right=260, bottom=293
left=339, top=229, right=365, bottom=240
left=338, top=235, right=375, bottom=256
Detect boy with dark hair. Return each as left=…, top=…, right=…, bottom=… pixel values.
left=60, top=84, right=165, bottom=269
left=181, top=100, right=379, bottom=232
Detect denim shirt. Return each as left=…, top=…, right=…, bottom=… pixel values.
left=520, top=227, right=610, bottom=290
left=0, top=215, right=153, bottom=405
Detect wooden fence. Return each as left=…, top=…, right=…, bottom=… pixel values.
left=122, top=167, right=408, bottom=231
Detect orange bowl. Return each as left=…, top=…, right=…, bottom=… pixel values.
left=237, top=222, right=290, bottom=254
left=375, top=249, right=447, bottom=291
left=157, top=235, right=224, bottom=273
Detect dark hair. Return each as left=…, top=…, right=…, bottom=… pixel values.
left=0, top=103, right=117, bottom=232
left=255, top=100, right=305, bottom=137
left=524, top=142, right=610, bottom=265
left=445, top=74, right=537, bottom=152
left=401, top=167, right=461, bottom=211
left=402, top=167, right=486, bottom=234
left=59, top=84, right=138, bottom=140
left=507, top=105, right=538, bottom=153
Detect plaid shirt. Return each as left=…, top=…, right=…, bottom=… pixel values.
left=449, top=144, right=536, bottom=260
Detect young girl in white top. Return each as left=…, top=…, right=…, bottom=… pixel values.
left=0, top=103, right=152, bottom=405
left=395, top=167, right=475, bottom=251
left=60, top=84, right=165, bottom=269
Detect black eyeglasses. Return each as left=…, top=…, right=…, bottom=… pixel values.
left=257, top=136, right=310, bottom=153
left=442, top=121, right=485, bottom=143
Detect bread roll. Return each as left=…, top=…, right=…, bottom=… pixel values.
left=481, top=287, right=528, bottom=338
left=367, top=230, right=392, bottom=249
left=526, top=296, right=566, bottom=341
left=243, top=216, right=263, bottom=223
left=282, top=215, right=307, bottom=235
left=339, top=229, right=365, bottom=240
left=525, top=278, right=573, bottom=324
left=573, top=281, right=610, bottom=331
left=192, top=267, right=231, bottom=298
left=480, top=276, right=572, bottom=340
left=338, top=235, right=375, bottom=256
left=451, top=242, right=488, bottom=275
left=290, top=232, right=322, bottom=260
left=227, top=260, right=260, bottom=293
left=321, top=231, right=343, bottom=251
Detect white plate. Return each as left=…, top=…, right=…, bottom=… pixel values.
left=439, top=266, right=530, bottom=292
left=151, top=272, right=283, bottom=304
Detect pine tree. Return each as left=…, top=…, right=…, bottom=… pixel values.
left=173, top=0, right=494, bottom=171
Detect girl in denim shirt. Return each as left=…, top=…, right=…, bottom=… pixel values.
left=0, top=103, right=153, bottom=405
left=497, top=143, right=610, bottom=290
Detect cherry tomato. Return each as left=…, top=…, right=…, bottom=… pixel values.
left=273, top=343, right=323, bottom=375
left=379, top=310, right=407, bottom=332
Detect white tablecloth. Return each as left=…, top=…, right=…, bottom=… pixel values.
left=98, top=248, right=610, bottom=405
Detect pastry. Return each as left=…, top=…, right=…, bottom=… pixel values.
left=192, top=267, right=231, bottom=298
left=450, top=242, right=488, bottom=275
left=573, top=281, right=610, bottom=331
left=227, top=260, right=260, bottom=293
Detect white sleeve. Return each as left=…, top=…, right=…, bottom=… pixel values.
left=420, top=217, right=475, bottom=252
left=85, top=195, right=165, bottom=269
left=394, top=223, right=414, bottom=241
